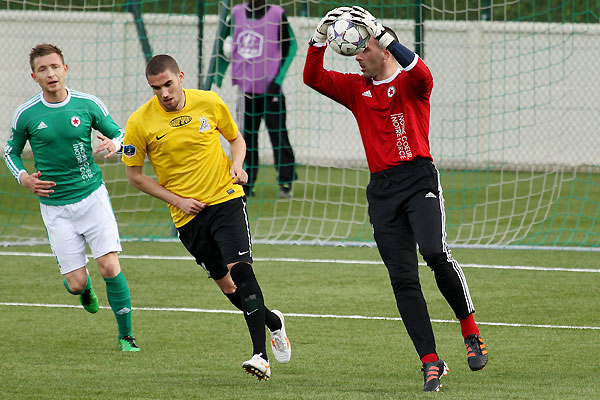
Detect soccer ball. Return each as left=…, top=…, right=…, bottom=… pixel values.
left=327, top=13, right=370, bottom=56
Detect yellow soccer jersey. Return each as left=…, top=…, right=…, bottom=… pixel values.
left=122, top=89, right=244, bottom=227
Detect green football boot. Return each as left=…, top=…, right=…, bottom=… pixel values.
left=79, top=286, right=99, bottom=313
left=119, top=336, right=140, bottom=351
left=119, top=335, right=140, bottom=352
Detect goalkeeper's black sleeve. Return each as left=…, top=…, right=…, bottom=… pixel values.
left=388, top=41, right=417, bottom=69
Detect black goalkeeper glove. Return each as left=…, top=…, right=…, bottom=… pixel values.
left=267, top=81, right=281, bottom=94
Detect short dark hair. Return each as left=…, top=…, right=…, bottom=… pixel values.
left=145, top=54, right=180, bottom=78
left=29, top=43, right=64, bottom=72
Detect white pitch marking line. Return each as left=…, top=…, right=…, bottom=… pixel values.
left=0, top=251, right=598, bottom=273
left=1, top=302, right=598, bottom=330
left=257, top=257, right=600, bottom=273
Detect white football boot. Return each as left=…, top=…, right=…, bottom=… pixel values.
left=242, top=353, right=271, bottom=381
left=269, top=310, right=291, bottom=363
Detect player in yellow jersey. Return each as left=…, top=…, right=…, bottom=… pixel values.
left=122, top=55, right=291, bottom=380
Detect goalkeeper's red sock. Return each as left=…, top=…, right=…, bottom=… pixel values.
left=459, top=313, right=480, bottom=338
left=420, top=353, right=439, bottom=364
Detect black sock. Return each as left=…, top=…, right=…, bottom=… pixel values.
left=265, top=309, right=282, bottom=332
left=224, top=290, right=281, bottom=332
left=230, top=262, right=267, bottom=359
left=224, top=290, right=244, bottom=310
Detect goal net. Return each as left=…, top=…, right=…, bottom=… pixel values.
left=0, top=0, right=598, bottom=250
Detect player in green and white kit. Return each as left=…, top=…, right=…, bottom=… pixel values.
left=3, top=44, right=139, bottom=352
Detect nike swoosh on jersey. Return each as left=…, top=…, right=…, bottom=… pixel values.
left=238, top=250, right=250, bottom=256
left=156, top=132, right=168, bottom=140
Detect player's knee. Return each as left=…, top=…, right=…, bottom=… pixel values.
left=390, top=276, right=421, bottom=295
left=419, top=247, right=448, bottom=269
left=230, top=262, right=263, bottom=311
left=229, top=262, right=255, bottom=286
left=215, top=274, right=237, bottom=295
left=96, top=252, right=121, bottom=278
left=67, top=282, right=86, bottom=293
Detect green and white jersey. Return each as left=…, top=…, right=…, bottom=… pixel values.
left=4, top=88, right=124, bottom=205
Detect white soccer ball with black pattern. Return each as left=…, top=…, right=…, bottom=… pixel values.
left=327, top=13, right=370, bottom=57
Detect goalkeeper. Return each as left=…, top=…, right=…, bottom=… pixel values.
left=4, top=43, right=139, bottom=352
left=303, top=7, right=488, bottom=392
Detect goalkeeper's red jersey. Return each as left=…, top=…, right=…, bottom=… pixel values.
left=303, top=45, right=434, bottom=173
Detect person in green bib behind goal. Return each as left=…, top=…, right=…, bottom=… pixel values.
left=3, top=43, right=139, bottom=352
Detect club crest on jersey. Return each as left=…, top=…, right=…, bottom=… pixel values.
left=123, top=144, right=136, bottom=157
left=71, top=116, right=81, bottom=127
left=198, top=116, right=211, bottom=133
left=237, top=31, right=263, bottom=59
left=169, top=115, right=192, bottom=127
left=387, top=86, right=396, bottom=98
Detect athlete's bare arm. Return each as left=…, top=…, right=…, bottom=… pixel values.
left=227, top=132, right=248, bottom=185
left=126, top=165, right=206, bottom=215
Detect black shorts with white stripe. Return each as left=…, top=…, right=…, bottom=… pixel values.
left=177, top=196, right=253, bottom=280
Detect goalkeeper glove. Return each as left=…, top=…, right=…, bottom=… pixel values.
left=349, top=6, right=395, bottom=49
left=267, top=81, right=281, bottom=94
left=312, top=7, right=352, bottom=44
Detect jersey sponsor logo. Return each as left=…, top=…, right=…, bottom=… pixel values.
left=169, top=115, right=192, bottom=127
left=387, top=86, right=396, bottom=98
left=362, top=90, right=372, bottom=97
left=123, top=144, right=136, bottom=157
left=198, top=116, right=211, bottom=133
left=156, top=132, right=168, bottom=140
left=391, top=113, right=413, bottom=161
left=37, top=121, right=48, bottom=130
left=238, top=250, right=250, bottom=256
left=71, top=116, right=81, bottom=127
left=73, top=142, right=93, bottom=180
left=425, top=192, right=437, bottom=199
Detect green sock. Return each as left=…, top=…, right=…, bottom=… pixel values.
left=104, top=271, right=133, bottom=340
left=63, top=274, right=91, bottom=295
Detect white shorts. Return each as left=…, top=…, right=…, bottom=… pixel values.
left=40, top=184, right=122, bottom=275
